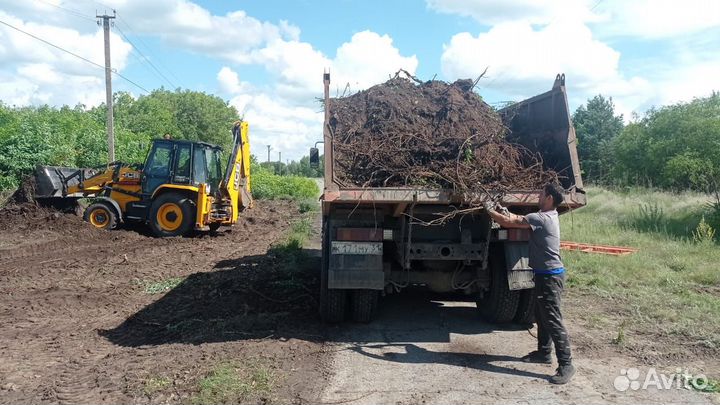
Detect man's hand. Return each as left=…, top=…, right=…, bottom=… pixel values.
left=486, top=203, right=531, bottom=229
left=496, top=204, right=510, bottom=215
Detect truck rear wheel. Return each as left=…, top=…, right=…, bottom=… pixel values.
left=325, top=289, right=347, bottom=323
left=514, top=287, right=536, bottom=326
left=350, top=289, right=379, bottom=323
left=320, top=216, right=347, bottom=323
left=149, top=192, right=195, bottom=237
left=477, top=247, right=520, bottom=323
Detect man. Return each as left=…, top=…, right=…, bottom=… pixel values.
left=483, top=183, right=575, bottom=385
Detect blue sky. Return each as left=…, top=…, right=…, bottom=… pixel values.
left=1, top=0, right=719, bottom=160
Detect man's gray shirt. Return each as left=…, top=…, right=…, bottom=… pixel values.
left=524, top=209, right=564, bottom=270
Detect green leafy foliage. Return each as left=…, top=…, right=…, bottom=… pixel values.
left=0, top=90, right=239, bottom=192
left=250, top=164, right=319, bottom=200
left=261, top=154, right=324, bottom=178
left=573, top=95, right=624, bottom=183
left=612, top=92, right=720, bottom=191
left=692, top=216, right=716, bottom=245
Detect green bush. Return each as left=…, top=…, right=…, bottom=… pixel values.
left=251, top=166, right=319, bottom=200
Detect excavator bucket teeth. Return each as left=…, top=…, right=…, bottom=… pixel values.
left=34, top=166, right=97, bottom=198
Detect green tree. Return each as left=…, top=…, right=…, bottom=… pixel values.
left=573, top=95, right=624, bottom=183
left=612, top=92, right=720, bottom=191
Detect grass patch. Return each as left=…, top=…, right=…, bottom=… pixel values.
left=251, top=167, right=319, bottom=200
left=143, top=376, right=172, bottom=396
left=563, top=186, right=720, bottom=350
left=298, top=198, right=319, bottom=213
left=191, top=361, right=275, bottom=405
left=135, top=277, right=184, bottom=294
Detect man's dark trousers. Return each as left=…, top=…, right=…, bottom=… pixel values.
left=534, top=273, right=572, bottom=365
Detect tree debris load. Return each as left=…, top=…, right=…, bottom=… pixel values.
left=328, top=75, right=557, bottom=196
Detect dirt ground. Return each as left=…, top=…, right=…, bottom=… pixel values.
left=0, top=200, right=328, bottom=404
left=0, top=200, right=718, bottom=404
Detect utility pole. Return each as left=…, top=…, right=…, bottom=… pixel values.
left=97, top=10, right=116, bottom=162
left=266, top=145, right=271, bottom=163
left=278, top=151, right=282, bottom=175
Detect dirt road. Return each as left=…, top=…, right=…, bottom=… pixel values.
left=319, top=292, right=716, bottom=404
left=0, top=201, right=717, bottom=404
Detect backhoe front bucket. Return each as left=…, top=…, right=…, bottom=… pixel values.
left=34, top=166, right=98, bottom=198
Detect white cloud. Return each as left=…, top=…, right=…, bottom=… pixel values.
left=431, top=0, right=720, bottom=119
left=427, top=0, right=720, bottom=39
left=216, top=66, right=251, bottom=95
left=0, top=10, right=132, bottom=107
left=97, top=0, right=299, bottom=58
left=250, top=30, right=418, bottom=100
left=646, top=59, right=720, bottom=107
left=225, top=87, right=323, bottom=162
left=426, top=0, right=599, bottom=25
left=593, top=0, right=720, bottom=38
left=218, top=31, right=418, bottom=160
left=441, top=21, right=646, bottom=99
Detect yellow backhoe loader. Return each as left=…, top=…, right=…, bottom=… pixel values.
left=34, top=121, right=252, bottom=237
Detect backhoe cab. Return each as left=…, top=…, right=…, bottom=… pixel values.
left=35, top=121, right=252, bottom=237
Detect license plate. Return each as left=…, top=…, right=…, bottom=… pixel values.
left=331, top=241, right=383, bottom=255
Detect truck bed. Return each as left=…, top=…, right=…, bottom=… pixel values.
left=323, top=187, right=586, bottom=211
left=322, top=74, right=586, bottom=214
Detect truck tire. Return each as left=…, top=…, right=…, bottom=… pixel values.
left=477, top=247, right=520, bottom=323
left=325, top=289, right=347, bottom=323
left=83, top=202, right=118, bottom=230
left=320, top=216, right=347, bottom=323
left=351, top=289, right=379, bottom=323
left=514, top=287, right=536, bottom=326
left=149, top=192, right=195, bottom=237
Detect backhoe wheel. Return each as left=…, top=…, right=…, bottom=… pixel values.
left=83, top=203, right=118, bottom=230
left=149, top=192, right=195, bottom=237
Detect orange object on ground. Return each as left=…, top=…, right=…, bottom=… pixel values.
left=560, top=241, right=639, bottom=256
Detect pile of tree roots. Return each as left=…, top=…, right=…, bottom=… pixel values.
left=328, top=74, right=557, bottom=198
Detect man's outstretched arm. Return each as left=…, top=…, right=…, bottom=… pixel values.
left=484, top=202, right=531, bottom=229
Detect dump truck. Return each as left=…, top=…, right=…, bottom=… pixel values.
left=34, top=121, right=252, bottom=237
left=310, top=73, right=586, bottom=323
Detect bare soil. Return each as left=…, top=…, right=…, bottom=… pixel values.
left=0, top=200, right=328, bottom=404
left=1, top=199, right=717, bottom=404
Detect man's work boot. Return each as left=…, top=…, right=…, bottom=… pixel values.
left=521, top=350, right=552, bottom=364
left=549, top=364, right=576, bottom=384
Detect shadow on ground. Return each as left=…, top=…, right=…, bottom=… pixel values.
left=101, top=247, right=527, bottom=350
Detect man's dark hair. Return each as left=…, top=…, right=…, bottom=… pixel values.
left=544, top=183, right=564, bottom=208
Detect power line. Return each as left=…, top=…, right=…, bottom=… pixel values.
left=0, top=18, right=150, bottom=94
left=114, top=24, right=177, bottom=89
left=115, top=16, right=182, bottom=85
left=33, top=0, right=95, bottom=22
left=31, top=0, right=179, bottom=90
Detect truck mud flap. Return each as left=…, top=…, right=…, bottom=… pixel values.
left=504, top=242, right=534, bottom=290
left=328, top=241, right=384, bottom=290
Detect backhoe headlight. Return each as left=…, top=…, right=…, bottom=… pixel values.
left=205, top=184, right=211, bottom=194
